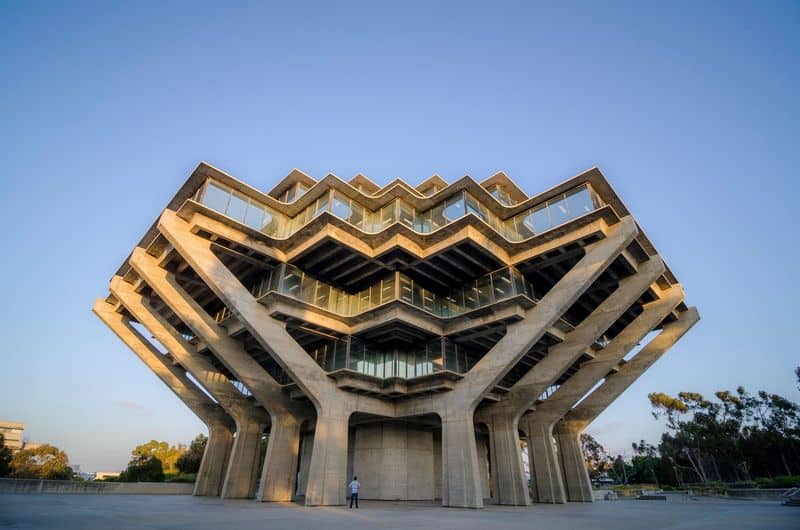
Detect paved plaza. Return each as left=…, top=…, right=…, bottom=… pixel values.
left=1, top=495, right=798, bottom=530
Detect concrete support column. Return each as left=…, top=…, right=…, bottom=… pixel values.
left=221, top=411, right=267, bottom=499
left=194, top=423, right=234, bottom=497
left=523, top=417, right=566, bottom=504
left=258, top=413, right=302, bottom=502
left=554, top=424, right=592, bottom=502
left=304, top=411, right=350, bottom=506
left=485, top=413, right=529, bottom=506
left=440, top=413, right=483, bottom=508
left=92, top=299, right=235, bottom=497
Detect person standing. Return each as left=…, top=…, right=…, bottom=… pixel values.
left=348, top=476, right=361, bottom=509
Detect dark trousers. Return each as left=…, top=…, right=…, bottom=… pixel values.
left=349, top=492, right=359, bottom=508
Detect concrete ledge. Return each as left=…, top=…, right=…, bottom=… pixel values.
left=0, top=478, right=194, bottom=495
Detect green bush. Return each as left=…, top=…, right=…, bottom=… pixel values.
left=165, top=473, right=197, bottom=483
left=755, top=476, right=800, bottom=488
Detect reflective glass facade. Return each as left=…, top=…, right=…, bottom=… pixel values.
left=194, top=179, right=602, bottom=242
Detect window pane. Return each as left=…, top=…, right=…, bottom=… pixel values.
left=314, top=196, right=329, bottom=217
left=514, top=213, right=535, bottom=239
left=428, top=203, right=446, bottom=230
left=465, top=193, right=488, bottom=222
left=202, top=182, right=231, bottom=213
left=548, top=195, right=571, bottom=226
left=282, top=265, right=302, bottom=297
left=398, top=201, right=415, bottom=228
left=243, top=202, right=265, bottom=230
left=492, top=268, right=513, bottom=299
left=443, top=193, right=465, bottom=221
left=349, top=202, right=364, bottom=228
left=227, top=193, right=248, bottom=222
left=331, top=191, right=351, bottom=220
left=380, top=203, right=396, bottom=227
left=381, top=276, right=394, bottom=304
left=565, top=186, right=595, bottom=215
left=314, top=282, right=330, bottom=309
left=399, top=276, right=413, bottom=303
left=530, top=205, right=552, bottom=233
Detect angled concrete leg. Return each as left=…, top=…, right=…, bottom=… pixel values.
left=195, top=423, right=234, bottom=497
left=258, top=413, right=302, bottom=502
left=487, top=414, right=529, bottom=505
left=525, top=419, right=566, bottom=503
left=441, top=413, right=483, bottom=508
left=92, top=299, right=235, bottom=497
left=555, top=424, right=592, bottom=502
left=222, top=413, right=267, bottom=499
left=304, top=412, right=349, bottom=506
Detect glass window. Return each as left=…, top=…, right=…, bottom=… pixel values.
left=300, top=274, right=315, bottom=302
left=475, top=275, right=493, bottom=306
left=492, top=268, right=513, bottom=299
left=399, top=276, right=414, bottom=304
left=331, top=191, right=351, bottom=220
left=443, top=193, right=465, bottom=221
left=565, top=186, right=595, bottom=215
left=398, top=200, right=415, bottom=228
left=313, top=196, right=329, bottom=217
left=514, top=212, right=536, bottom=239
left=261, top=209, right=279, bottom=236
left=314, top=282, right=330, bottom=309
left=530, top=204, right=552, bottom=233
left=428, top=202, right=446, bottom=230
left=548, top=195, right=571, bottom=226
left=295, top=183, right=309, bottom=200
left=380, top=203, right=396, bottom=228
left=202, top=182, right=231, bottom=213
left=227, top=192, right=249, bottom=222
left=243, top=202, right=265, bottom=230
left=369, top=285, right=380, bottom=307
left=380, top=276, right=394, bottom=304
left=465, top=193, right=488, bottom=222
left=349, top=202, right=364, bottom=229
left=282, top=266, right=302, bottom=296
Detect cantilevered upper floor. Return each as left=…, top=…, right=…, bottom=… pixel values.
left=103, top=162, right=690, bottom=402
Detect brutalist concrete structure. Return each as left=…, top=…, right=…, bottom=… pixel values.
left=93, top=162, right=698, bottom=508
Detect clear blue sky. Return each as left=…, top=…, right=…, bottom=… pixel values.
left=1, top=1, right=797, bottom=472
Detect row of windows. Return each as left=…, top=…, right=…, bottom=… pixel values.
left=196, top=179, right=601, bottom=243
left=217, top=263, right=535, bottom=322
left=306, top=336, right=479, bottom=379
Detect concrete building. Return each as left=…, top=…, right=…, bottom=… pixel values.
left=93, top=162, right=698, bottom=508
left=0, top=421, right=25, bottom=452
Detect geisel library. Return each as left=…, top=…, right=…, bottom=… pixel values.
left=93, top=162, right=699, bottom=508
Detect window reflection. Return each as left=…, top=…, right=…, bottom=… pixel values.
left=198, top=179, right=601, bottom=242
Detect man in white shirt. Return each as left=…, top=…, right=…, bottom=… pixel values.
left=348, top=475, right=361, bottom=509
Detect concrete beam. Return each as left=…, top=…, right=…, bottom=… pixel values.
left=562, top=306, right=701, bottom=430
left=522, top=282, right=683, bottom=503
left=477, top=253, right=664, bottom=505
left=109, top=276, right=268, bottom=499
left=436, top=217, right=637, bottom=509
left=158, top=209, right=393, bottom=506
left=129, top=247, right=311, bottom=502
left=92, top=299, right=234, bottom=497
left=556, top=307, right=700, bottom=502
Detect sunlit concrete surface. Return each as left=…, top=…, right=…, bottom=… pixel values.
left=1, top=495, right=797, bottom=530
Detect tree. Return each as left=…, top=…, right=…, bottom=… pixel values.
left=580, top=433, right=611, bottom=479
left=176, top=434, right=207, bottom=474
left=131, top=440, right=185, bottom=474
left=0, top=434, right=12, bottom=477
left=10, top=444, right=73, bottom=480
left=119, top=454, right=164, bottom=482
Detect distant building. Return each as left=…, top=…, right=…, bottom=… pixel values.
left=93, top=471, right=120, bottom=481
left=0, top=421, right=25, bottom=452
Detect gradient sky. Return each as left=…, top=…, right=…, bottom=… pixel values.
left=1, top=1, right=798, bottom=472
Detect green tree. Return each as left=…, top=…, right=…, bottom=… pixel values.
left=119, top=455, right=164, bottom=482
left=0, top=434, right=12, bottom=477
left=131, top=440, right=185, bottom=474
left=10, top=444, right=73, bottom=480
left=176, top=434, right=207, bottom=474
left=580, top=433, right=611, bottom=479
